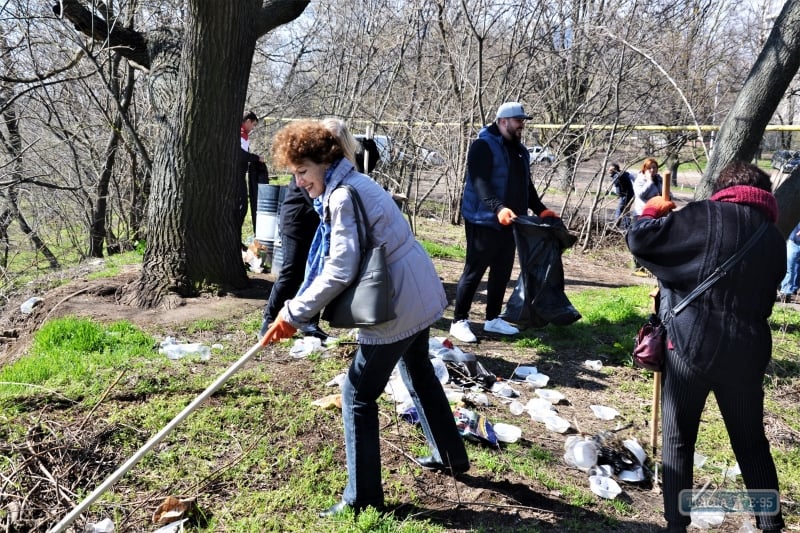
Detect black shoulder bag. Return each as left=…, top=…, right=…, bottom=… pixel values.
left=633, top=222, right=769, bottom=370
left=321, top=184, right=397, bottom=328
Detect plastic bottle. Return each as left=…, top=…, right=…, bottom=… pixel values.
left=159, top=342, right=211, bottom=361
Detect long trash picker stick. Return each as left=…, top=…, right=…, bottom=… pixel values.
left=49, top=338, right=269, bottom=533
left=650, top=173, right=670, bottom=457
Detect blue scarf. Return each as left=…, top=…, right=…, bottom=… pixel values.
left=298, top=161, right=340, bottom=295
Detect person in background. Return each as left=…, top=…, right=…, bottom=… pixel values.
left=627, top=160, right=786, bottom=533
left=777, top=220, right=800, bottom=303
left=239, top=111, right=267, bottom=238
left=450, top=102, right=557, bottom=344
left=262, top=120, right=468, bottom=517
left=608, top=162, right=634, bottom=229
left=258, top=119, right=379, bottom=340
left=630, top=158, right=666, bottom=275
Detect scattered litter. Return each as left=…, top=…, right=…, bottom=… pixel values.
left=622, top=439, right=647, bottom=465
left=591, top=431, right=640, bottom=474
left=525, top=373, right=550, bottom=388
left=158, top=337, right=211, bottom=361
left=152, top=496, right=195, bottom=525
left=590, top=405, right=620, bottom=420
left=431, top=357, right=450, bottom=384
left=491, top=381, right=519, bottom=398
left=693, top=452, right=707, bottom=468
left=493, top=423, right=522, bottom=443
left=453, top=407, right=498, bottom=447
left=84, top=517, right=114, bottom=532
left=526, top=398, right=557, bottom=422
left=513, top=366, right=538, bottom=378
left=20, top=297, right=44, bottom=314
left=289, top=337, right=323, bottom=358
left=444, top=389, right=464, bottom=403
left=152, top=519, right=189, bottom=533
left=543, top=414, right=571, bottom=433
left=400, top=406, right=419, bottom=424
left=311, top=394, right=342, bottom=410
left=509, top=400, right=525, bottom=416
left=535, top=389, right=566, bottom=404
left=326, top=372, right=347, bottom=388
left=617, top=467, right=646, bottom=482
left=564, top=436, right=598, bottom=471
left=589, top=475, right=622, bottom=499
left=689, top=507, right=725, bottom=529
left=738, top=519, right=757, bottom=533
left=211, top=343, right=224, bottom=351
left=583, top=359, right=603, bottom=371
left=722, top=462, right=741, bottom=479
left=463, top=391, right=489, bottom=407
left=429, top=337, right=496, bottom=388
left=589, top=464, right=614, bottom=477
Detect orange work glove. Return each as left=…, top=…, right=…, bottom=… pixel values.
left=539, top=209, right=558, bottom=219
left=641, top=197, right=676, bottom=219
left=262, top=314, right=297, bottom=345
left=497, top=207, right=517, bottom=226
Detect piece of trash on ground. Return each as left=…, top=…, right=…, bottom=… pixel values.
left=20, top=296, right=44, bottom=314
left=513, top=365, right=538, bottom=378
left=564, top=436, right=598, bottom=471
left=693, top=452, right=707, bottom=468
left=509, top=400, right=525, bottom=415
left=542, top=414, right=571, bottom=433
left=84, top=517, right=115, bottom=532
left=453, top=407, right=498, bottom=447
left=589, top=475, right=622, bottom=499
left=584, top=359, right=603, bottom=371
left=525, top=372, right=550, bottom=388
left=491, top=381, right=519, bottom=398
left=493, top=422, right=522, bottom=443
left=312, top=394, right=342, bottom=410
left=152, top=496, right=196, bottom=525
left=326, top=372, right=347, bottom=388
left=152, top=518, right=189, bottom=533
left=689, top=507, right=725, bottom=529
left=289, top=337, right=324, bottom=358
left=535, top=388, right=566, bottom=404
left=722, top=462, right=741, bottom=479
left=158, top=337, right=211, bottom=361
left=590, top=404, right=619, bottom=420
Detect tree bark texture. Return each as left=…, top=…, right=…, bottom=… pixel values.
left=698, top=0, right=800, bottom=203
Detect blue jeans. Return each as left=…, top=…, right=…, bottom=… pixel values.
left=341, top=327, right=468, bottom=507
left=779, top=239, right=800, bottom=295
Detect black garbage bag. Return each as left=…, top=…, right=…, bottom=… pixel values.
left=500, top=215, right=581, bottom=327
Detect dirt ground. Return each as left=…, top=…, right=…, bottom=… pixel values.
left=0, top=215, right=781, bottom=533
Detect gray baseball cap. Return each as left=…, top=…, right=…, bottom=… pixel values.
left=496, top=102, right=533, bottom=120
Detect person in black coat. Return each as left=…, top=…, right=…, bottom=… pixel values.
left=259, top=121, right=379, bottom=339
left=608, top=162, right=634, bottom=229
left=239, top=111, right=268, bottom=238
left=627, top=160, right=786, bottom=533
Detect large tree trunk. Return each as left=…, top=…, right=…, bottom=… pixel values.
left=698, top=0, right=800, bottom=205
left=133, top=1, right=262, bottom=307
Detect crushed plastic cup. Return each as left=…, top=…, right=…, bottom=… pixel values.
left=326, top=372, right=347, bottom=388
left=491, top=381, right=519, bottom=398
left=622, top=438, right=647, bottom=466
left=289, top=337, right=322, bottom=358
left=535, top=389, right=566, bottom=404
left=618, top=467, right=645, bottom=482
left=445, top=389, right=464, bottom=403
left=563, top=436, right=597, bottom=471
left=722, top=462, right=741, bottom=479
left=525, top=373, right=550, bottom=388
left=590, top=404, right=619, bottom=420
left=431, top=357, right=450, bottom=384
left=159, top=339, right=211, bottom=361
left=513, top=366, right=538, bottom=379
left=738, top=519, right=757, bottom=533
left=690, top=507, right=725, bottom=529
left=464, top=392, right=489, bottom=406
left=589, top=475, right=622, bottom=499
left=543, top=414, right=571, bottom=433
left=526, top=398, right=556, bottom=422
left=589, top=464, right=614, bottom=477
left=584, top=359, right=603, bottom=371
left=85, top=517, right=115, bottom=532
left=509, top=400, right=525, bottom=415
left=152, top=519, right=189, bottom=533
left=493, top=422, right=522, bottom=443
left=693, top=452, right=707, bottom=468
left=19, top=296, right=44, bottom=314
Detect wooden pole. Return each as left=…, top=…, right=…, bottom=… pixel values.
left=650, top=174, right=670, bottom=455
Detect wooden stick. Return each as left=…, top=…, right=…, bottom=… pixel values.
left=650, top=172, right=670, bottom=456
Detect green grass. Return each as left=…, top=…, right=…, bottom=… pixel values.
left=2, top=284, right=799, bottom=531
left=419, top=239, right=465, bottom=260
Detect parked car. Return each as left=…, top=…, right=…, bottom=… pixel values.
left=771, top=149, right=799, bottom=170
left=528, top=145, right=555, bottom=163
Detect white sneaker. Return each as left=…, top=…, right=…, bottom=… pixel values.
left=449, top=320, right=477, bottom=343
left=484, top=317, right=519, bottom=335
